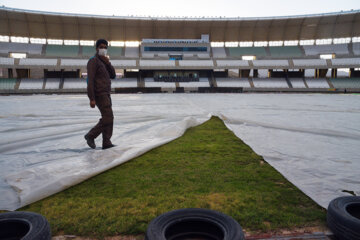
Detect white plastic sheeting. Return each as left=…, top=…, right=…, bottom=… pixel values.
left=0, top=94, right=359, bottom=211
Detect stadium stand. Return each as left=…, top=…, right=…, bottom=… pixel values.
left=212, top=47, right=227, bottom=58
left=140, top=60, right=176, bottom=67
left=290, top=78, right=307, bottom=88
left=82, top=46, right=95, bottom=58
left=269, top=46, right=303, bottom=58
left=252, top=78, right=289, bottom=88
left=216, top=60, right=249, bottom=67
left=144, top=77, right=176, bottom=88
left=304, top=69, right=316, bottom=77
left=179, top=60, right=213, bottom=67
left=0, top=78, right=16, bottom=90
left=124, top=47, right=139, bottom=58
left=305, top=78, right=330, bottom=88
left=215, top=78, right=251, bottom=88
left=111, top=78, right=138, bottom=88
left=352, top=43, right=360, bottom=55
left=108, top=47, right=123, bottom=58
left=227, top=47, right=267, bottom=58
left=197, top=53, right=211, bottom=59
left=63, top=78, right=87, bottom=89
left=0, top=57, right=14, bottom=65
left=336, top=69, right=349, bottom=77
left=18, top=78, right=44, bottom=89
left=257, top=69, right=269, bottom=78
left=330, top=78, right=360, bottom=88
left=179, top=78, right=210, bottom=88
left=45, top=78, right=61, bottom=89
left=253, top=60, right=289, bottom=68
left=61, top=59, right=87, bottom=67
left=19, top=58, right=57, bottom=66
left=331, top=58, right=360, bottom=67
left=111, top=60, right=137, bottom=67
left=293, top=59, right=327, bottom=68
left=0, top=42, right=42, bottom=55
left=45, top=45, right=79, bottom=57
left=142, top=53, right=155, bottom=58
left=303, top=44, right=349, bottom=56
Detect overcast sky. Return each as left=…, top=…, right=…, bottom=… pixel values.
left=1, top=0, right=360, bottom=18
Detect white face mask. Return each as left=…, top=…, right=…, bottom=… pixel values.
left=98, top=48, right=107, bottom=56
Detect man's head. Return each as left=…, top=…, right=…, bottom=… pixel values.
left=96, top=39, right=108, bottom=56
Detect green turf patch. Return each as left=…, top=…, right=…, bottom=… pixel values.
left=21, top=116, right=326, bottom=237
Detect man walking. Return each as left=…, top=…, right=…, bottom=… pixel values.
left=84, top=39, right=116, bottom=149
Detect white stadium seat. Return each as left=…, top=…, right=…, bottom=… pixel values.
left=253, top=60, right=289, bottom=68
left=125, top=47, right=139, bottom=58
left=293, top=59, right=327, bottom=68
left=179, top=60, right=213, bottom=67
left=142, top=53, right=155, bottom=58
left=61, top=59, right=87, bottom=67
left=252, top=78, right=288, bottom=88
left=140, top=60, right=176, bottom=67
left=303, top=44, right=349, bottom=56
left=331, top=58, right=360, bottom=67
left=145, top=78, right=175, bottom=88
left=111, top=78, right=138, bottom=88
left=197, top=53, right=210, bottom=59
left=352, top=43, right=360, bottom=55
left=63, top=78, right=87, bottom=89
left=45, top=78, right=60, bottom=89
left=19, top=58, right=57, bottom=66
left=111, top=60, right=137, bottom=67
left=290, top=78, right=306, bottom=88
left=257, top=69, right=269, bottom=78
left=216, top=78, right=250, bottom=88
left=216, top=60, right=249, bottom=67
left=0, top=57, right=14, bottom=65
left=305, top=78, right=330, bottom=88
left=19, top=79, right=43, bottom=89
left=212, top=47, right=227, bottom=58
left=179, top=78, right=210, bottom=87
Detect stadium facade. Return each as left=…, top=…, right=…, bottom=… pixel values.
left=1, top=6, right=360, bottom=93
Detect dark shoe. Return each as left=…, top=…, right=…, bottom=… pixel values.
left=102, top=144, right=116, bottom=150
left=84, top=135, right=96, bottom=149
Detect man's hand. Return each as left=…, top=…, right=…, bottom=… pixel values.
left=99, top=55, right=110, bottom=65
left=90, top=100, right=96, bottom=108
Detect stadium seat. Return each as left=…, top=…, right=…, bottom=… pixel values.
left=303, top=44, right=349, bottom=56
left=19, top=78, right=44, bottom=89
left=0, top=78, right=16, bottom=90
left=46, top=45, right=79, bottom=57
left=19, top=58, right=57, bottom=66
left=305, top=78, right=330, bottom=88
left=124, top=47, right=139, bottom=58
left=215, top=78, right=250, bottom=88
left=111, top=78, right=138, bottom=88
left=212, top=47, right=227, bottom=58
left=45, top=78, right=61, bottom=89
left=82, top=46, right=95, bottom=58
left=227, top=47, right=267, bottom=57
left=63, top=78, right=87, bottom=89
left=330, top=78, right=360, bottom=88
left=216, top=60, right=249, bottom=67
left=269, top=46, right=302, bottom=58
left=108, top=46, right=123, bottom=58
left=289, top=78, right=307, bottom=88
left=252, top=78, right=288, bottom=88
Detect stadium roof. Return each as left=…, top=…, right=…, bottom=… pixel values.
left=1, top=6, right=360, bottom=42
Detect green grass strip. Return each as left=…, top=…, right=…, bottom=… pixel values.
left=21, top=116, right=326, bottom=237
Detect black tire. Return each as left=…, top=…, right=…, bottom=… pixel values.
left=0, top=211, right=51, bottom=240
left=327, top=196, right=360, bottom=240
left=145, top=208, right=245, bottom=240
